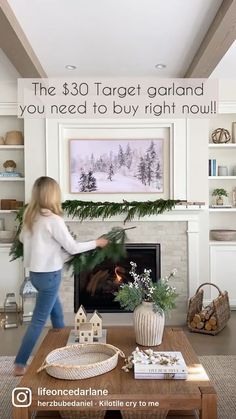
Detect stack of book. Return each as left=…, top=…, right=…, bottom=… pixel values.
left=133, top=350, right=188, bottom=380
left=209, top=159, right=216, bottom=176
left=0, top=171, right=22, bottom=177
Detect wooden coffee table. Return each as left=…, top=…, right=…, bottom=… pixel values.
left=12, top=327, right=217, bottom=419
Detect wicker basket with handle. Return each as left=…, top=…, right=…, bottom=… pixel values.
left=37, top=342, right=125, bottom=380
left=187, top=282, right=230, bottom=335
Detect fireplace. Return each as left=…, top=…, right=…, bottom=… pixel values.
left=74, top=243, right=160, bottom=313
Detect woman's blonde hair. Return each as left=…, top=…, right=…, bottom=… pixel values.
left=24, top=176, right=63, bottom=230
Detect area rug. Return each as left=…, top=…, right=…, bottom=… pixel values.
left=0, top=356, right=236, bottom=419
left=199, top=355, right=236, bottom=419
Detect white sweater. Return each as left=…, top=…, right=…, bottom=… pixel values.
left=20, top=211, right=96, bottom=272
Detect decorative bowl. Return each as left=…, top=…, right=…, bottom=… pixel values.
left=210, top=229, right=236, bottom=241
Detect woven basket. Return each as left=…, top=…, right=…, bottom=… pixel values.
left=37, top=343, right=125, bottom=380
left=187, top=282, right=230, bottom=335
left=5, top=131, right=24, bottom=145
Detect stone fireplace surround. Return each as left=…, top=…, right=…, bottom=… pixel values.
left=60, top=209, right=200, bottom=326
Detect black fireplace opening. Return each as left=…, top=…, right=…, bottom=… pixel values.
left=74, top=243, right=161, bottom=313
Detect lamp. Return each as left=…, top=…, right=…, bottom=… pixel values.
left=20, top=278, right=38, bottom=323
left=4, top=293, right=19, bottom=329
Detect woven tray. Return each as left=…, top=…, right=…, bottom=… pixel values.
left=37, top=343, right=125, bottom=380
left=187, top=282, right=230, bottom=335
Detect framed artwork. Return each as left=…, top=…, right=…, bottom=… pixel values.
left=69, top=138, right=164, bottom=193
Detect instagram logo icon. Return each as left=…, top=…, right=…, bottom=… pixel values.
left=12, top=387, right=32, bottom=407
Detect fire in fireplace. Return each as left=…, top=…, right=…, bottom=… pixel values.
left=74, top=243, right=160, bottom=313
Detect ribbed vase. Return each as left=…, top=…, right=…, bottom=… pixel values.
left=133, top=301, right=165, bottom=346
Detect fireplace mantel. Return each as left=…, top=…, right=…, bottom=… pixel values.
left=65, top=207, right=203, bottom=300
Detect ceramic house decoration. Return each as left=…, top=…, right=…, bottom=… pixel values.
left=79, top=323, right=94, bottom=343
left=75, top=305, right=87, bottom=333
left=90, top=310, right=102, bottom=338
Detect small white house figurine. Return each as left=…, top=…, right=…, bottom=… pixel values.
left=90, top=310, right=102, bottom=338
left=75, top=305, right=87, bottom=333
left=79, top=323, right=94, bottom=343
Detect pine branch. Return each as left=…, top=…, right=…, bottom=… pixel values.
left=65, top=226, right=135, bottom=275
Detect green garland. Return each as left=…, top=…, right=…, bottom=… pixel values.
left=62, top=198, right=180, bottom=222
left=66, top=226, right=135, bottom=274
left=9, top=199, right=179, bottom=264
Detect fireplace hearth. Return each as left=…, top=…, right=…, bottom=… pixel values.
left=74, top=243, right=160, bottom=313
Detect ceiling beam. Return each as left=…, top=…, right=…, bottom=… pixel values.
left=185, top=0, right=236, bottom=78
left=0, top=0, right=47, bottom=77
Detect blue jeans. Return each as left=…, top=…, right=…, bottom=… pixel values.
left=15, top=270, right=65, bottom=366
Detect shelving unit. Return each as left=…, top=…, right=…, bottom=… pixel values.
left=0, top=104, right=24, bottom=307
left=0, top=105, right=24, bottom=231
left=209, top=111, right=236, bottom=308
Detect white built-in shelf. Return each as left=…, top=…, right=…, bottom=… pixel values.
left=209, top=208, right=236, bottom=212
left=0, top=210, right=17, bottom=214
left=209, top=144, right=236, bottom=148
left=0, top=243, right=13, bottom=248
left=0, top=177, right=24, bottom=181
left=209, top=241, right=236, bottom=246
left=0, top=145, right=24, bottom=150
left=208, top=176, right=236, bottom=179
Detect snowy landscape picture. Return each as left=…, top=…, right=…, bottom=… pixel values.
left=69, top=139, right=164, bottom=193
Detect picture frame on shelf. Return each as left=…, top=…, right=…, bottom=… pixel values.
left=69, top=138, right=166, bottom=194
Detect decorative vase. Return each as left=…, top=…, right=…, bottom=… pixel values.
left=133, top=301, right=165, bottom=346
left=216, top=196, right=223, bottom=205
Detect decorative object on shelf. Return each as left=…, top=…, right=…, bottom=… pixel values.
left=210, top=229, right=236, bottom=241
left=187, top=282, right=230, bottom=335
left=0, top=199, right=24, bottom=210
left=37, top=343, right=125, bottom=380
left=0, top=136, right=4, bottom=145
left=212, top=188, right=228, bottom=205
left=211, top=128, right=231, bottom=144
left=208, top=159, right=216, bottom=176
left=114, top=262, right=177, bottom=346
left=217, top=166, right=228, bottom=176
left=232, top=122, right=236, bottom=143
left=19, top=277, right=38, bottom=323
left=3, top=292, right=19, bottom=329
left=3, top=159, right=16, bottom=173
left=5, top=130, right=24, bottom=145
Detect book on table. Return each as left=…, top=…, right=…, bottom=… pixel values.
left=133, top=351, right=188, bottom=380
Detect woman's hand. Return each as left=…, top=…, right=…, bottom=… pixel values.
left=96, top=237, right=109, bottom=248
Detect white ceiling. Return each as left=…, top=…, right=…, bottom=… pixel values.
left=8, top=0, right=223, bottom=77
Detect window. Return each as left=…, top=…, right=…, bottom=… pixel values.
left=81, top=332, right=84, bottom=336
left=88, top=333, right=91, bottom=336
left=85, top=337, right=88, bottom=342
left=82, top=319, right=85, bottom=322
left=94, top=331, right=98, bottom=336
left=97, top=323, right=100, bottom=326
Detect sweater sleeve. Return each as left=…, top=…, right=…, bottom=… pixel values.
left=51, top=216, right=96, bottom=255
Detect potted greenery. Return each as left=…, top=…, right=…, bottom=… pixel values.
left=114, top=262, right=177, bottom=346
left=212, top=188, right=228, bottom=205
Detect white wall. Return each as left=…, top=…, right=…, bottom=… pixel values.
left=0, top=49, right=19, bottom=102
